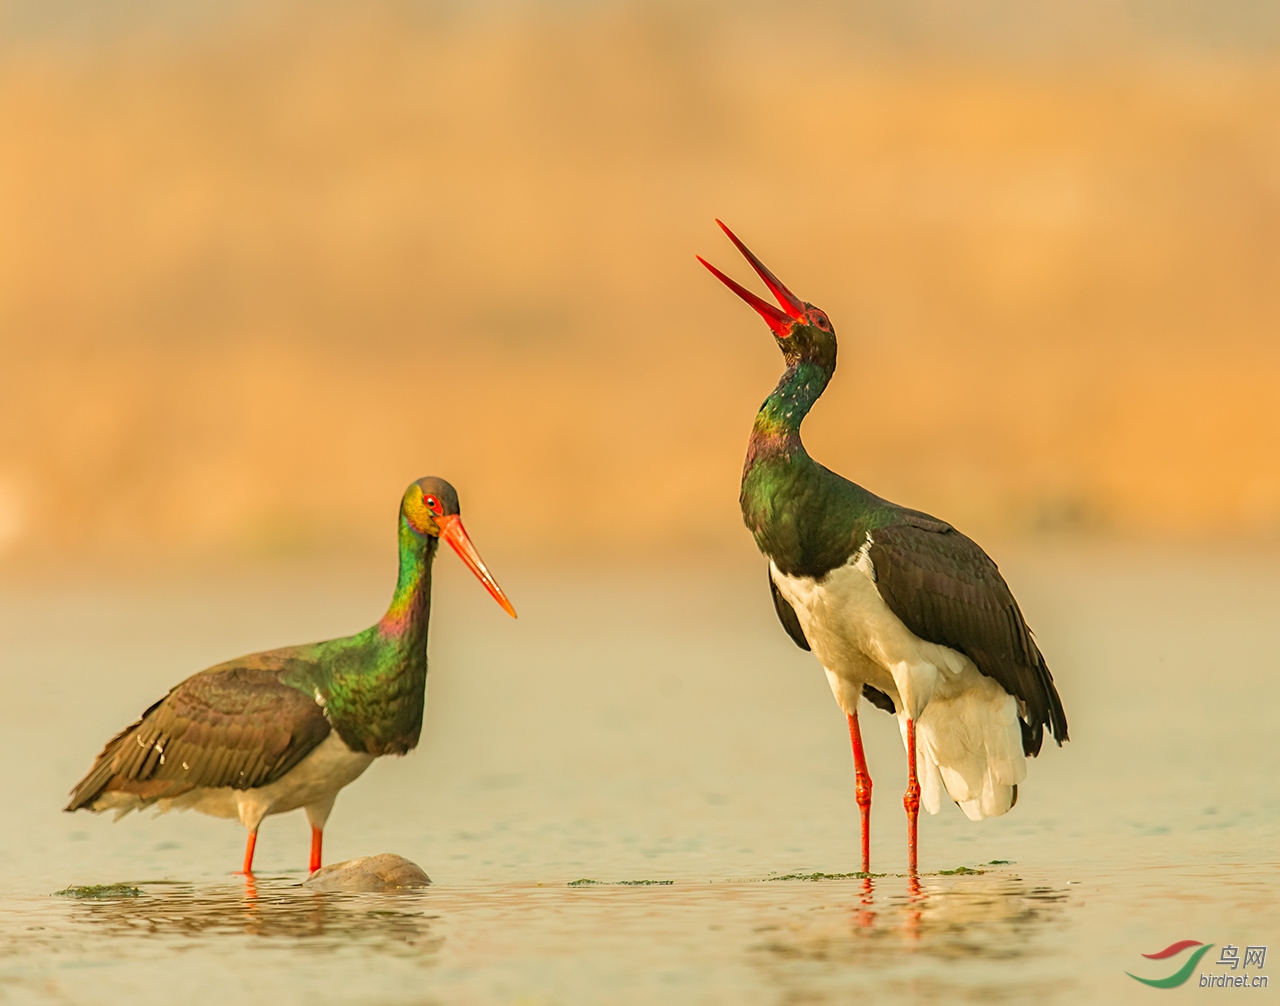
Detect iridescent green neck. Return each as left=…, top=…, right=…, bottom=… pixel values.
left=745, top=359, right=833, bottom=470
left=741, top=352, right=868, bottom=578
left=377, top=514, right=437, bottom=645
left=278, top=512, right=439, bottom=756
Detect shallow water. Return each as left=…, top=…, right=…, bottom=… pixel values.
left=1, top=548, right=1276, bottom=1003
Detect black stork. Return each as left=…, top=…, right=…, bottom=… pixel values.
left=65, top=477, right=516, bottom=875
left=698, top=222, right=1068, bottom=875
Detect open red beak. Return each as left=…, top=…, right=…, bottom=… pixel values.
left=436, top=514, right=517, bottom=618
left=697, top=219, right=806, bottom=337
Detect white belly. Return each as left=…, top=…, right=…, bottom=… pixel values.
left=156, top=732, right=374, bottom=831
left=770, top=545, right=1026, bottom=820
left=770, top=548, right=971, bottom=721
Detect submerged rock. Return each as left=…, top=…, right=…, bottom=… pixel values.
left=304, top=854, right=432, bottom=892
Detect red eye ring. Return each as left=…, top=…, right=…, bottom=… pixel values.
left=424, top=495, right=443, bottom=516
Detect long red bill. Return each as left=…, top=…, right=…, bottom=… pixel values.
left=436, top=514, right=517, bottom=618
left=696, top=255, right=792, bottom=338
left=714, top=220, right=805, bottom=319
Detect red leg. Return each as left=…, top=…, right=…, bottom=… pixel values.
left=309, top=826, right=323, bottom=874
left=904, top=718, right=921, bottom=875
left=846, top=711, right=873, bottom=874
left=241, top=829, right=258, bottom=875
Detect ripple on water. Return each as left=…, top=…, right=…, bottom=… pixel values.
left=12, top=877, right=441, bottom=957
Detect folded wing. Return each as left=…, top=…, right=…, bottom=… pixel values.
left=66, top=666, right=331, bottom=811
left=867, top=511, right=1068, bottom=755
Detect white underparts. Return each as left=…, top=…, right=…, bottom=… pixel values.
left=92, top=731, right=375, bottom=832
left=771, top=546, right=1026, bottom=821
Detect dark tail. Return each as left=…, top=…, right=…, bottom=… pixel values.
left=64, top=718, right=142, bottom=811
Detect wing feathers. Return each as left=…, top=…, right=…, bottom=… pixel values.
left=868, top=517, right=1068, bottom=753
left=769, top=569, right=811, bottom=651
left=66, top=667, right=331, bottom=812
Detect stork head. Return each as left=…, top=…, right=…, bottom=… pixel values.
left=402, top=477, right=516, bottom=618
left=697, top=220, right=836, bottom=368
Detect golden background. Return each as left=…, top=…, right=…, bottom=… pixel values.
left=2, top=0, right=1277, bottom=564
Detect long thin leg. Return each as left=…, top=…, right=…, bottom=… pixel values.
left=242, top=829, right=258, bottom=875
left=904, top=718, right=921, bottom=875
left=305, top=796, right=336, bottom=874
left=846, top=711, right=873, bottom=874
left=309, top=826, right=323, bottom=874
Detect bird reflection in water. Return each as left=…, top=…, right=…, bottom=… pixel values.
left=60, top=877, right=442, bottom=955
left=902, top=874, right=925, bottom=941
left=853, top=876, right=877, bottom=931
left=848, top=874, right=927, bottom=937
left=753, top=871, right=1069, bottom=982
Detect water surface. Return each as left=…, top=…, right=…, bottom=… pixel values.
left=1, top=549, right=1276, bottom=1003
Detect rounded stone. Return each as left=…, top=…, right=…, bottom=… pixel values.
left=303, top=854, right=432, bottom=892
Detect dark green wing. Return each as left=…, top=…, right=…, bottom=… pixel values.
left=66, top=666, right=331, bottom=811
left=769, top=567, right=811, bottom=651
left=867, top=511, right=1068, bottom=754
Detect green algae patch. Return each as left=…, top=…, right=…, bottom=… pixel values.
left=767, top=871, right=875, bottom=882
left=987, top=859, right=1013, bottom=865
left=567, top=879, right=601, bottom=887
left=938, top=866, right=984, bottom=876
left=568, top=878, right=674, bottom=887
left=55, top=884, right=143, bottom=899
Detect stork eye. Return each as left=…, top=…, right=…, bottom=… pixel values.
left=425, top=495, right=442, bottom=515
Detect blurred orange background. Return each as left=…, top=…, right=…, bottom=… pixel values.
left=1, top=0, right=1277, bottom=565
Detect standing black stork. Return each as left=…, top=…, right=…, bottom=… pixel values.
left=65, top=477, right=516, bottom=875
left=698, top=222, right=1068, bottom=875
